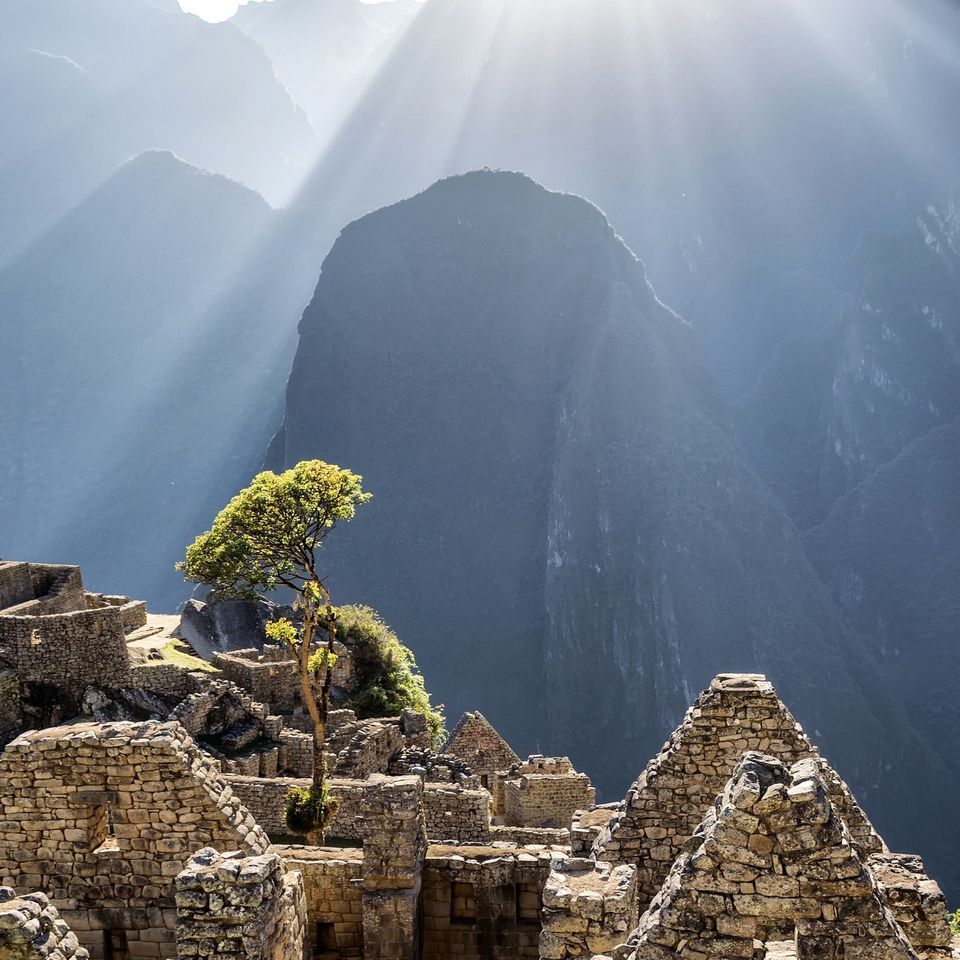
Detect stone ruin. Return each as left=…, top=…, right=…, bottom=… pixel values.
left=174, top=848, right=305, bottom=960
left=591, top=674, right=882, bottom=908
left=613, top=753, right=920, bottom=960
left=0, top=887, right=89, bottom=960
left=492, top=756, right=597, bottom=830
left=0, top=562, right=148, bottom=735
left=0, top=560, right=954, bottom=960
left=442, top=711, right=522, bottom=790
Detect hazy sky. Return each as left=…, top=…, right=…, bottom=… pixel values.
left=179, top=0, right=391, bottom=22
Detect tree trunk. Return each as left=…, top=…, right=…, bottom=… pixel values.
left=298, top=605, right=328, bottom=844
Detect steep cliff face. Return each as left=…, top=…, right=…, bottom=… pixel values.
left=738, top=200, right=960, bottom=528
left=271, top=172, right=946, bottom=855
left=803, top=417, right=960, bottom=777
left=231, top=0, right=415, bottom=131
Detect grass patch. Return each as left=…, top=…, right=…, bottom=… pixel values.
left=157, top=638, right=218, bottom=672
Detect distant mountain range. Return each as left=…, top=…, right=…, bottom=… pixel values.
left=0, top=0, right=315, bottom=263
left=0, top=150, right=294, bottom=611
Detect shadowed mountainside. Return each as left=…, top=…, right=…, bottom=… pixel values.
left=267, top=171, right=948, bottom=882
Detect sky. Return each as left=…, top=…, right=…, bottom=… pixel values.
left=179, top=0, right=392, bottom=22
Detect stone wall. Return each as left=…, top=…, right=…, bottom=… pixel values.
left=0, top=562, right=37, bottom=611
left=422, top=784, right=491, bottom=843
left=213, top=648, right=298, bottom=714
left=333, top=722, right=405, bottom=779
left=357, top=776, right=427, bottom=960
left=615, top=753, right=918, bottom=960
left=83, top=595, right=147, bottom=634
left=421, top=846, right=553, bottom=960
left=489, top=825, right=570, bottom=847
left=0, top=563, right=85, bottom=616
left=388, top=747, right=480, bottom=788
left=443, top=712, right=520, bottom=790
left=226, top=774, right=493, bottom=845
left=0, top=606, right=131, bottom=686
left=0, top=720, right=270, bottom=960
left=593, top=674, right=883, bottom=908
left=0, top=887, right=89, bottom=960
left=495, top=757, right=595, bottom=829
left=0, top=668, right=21, bottom=745
left=539, top=858, right=637, bottom=959
left=868, top=854, right=953, bottom=959
left=276, top=847, right=365, bottom=959
left=570, top=806, right=617, bottom=857
left=125, top=662, right=212, bottom=701
left=213, top=642, right=355, bottom=715
left=174, top=848, right=306, bottom=960
left=279, top=729, right=314, bottom=778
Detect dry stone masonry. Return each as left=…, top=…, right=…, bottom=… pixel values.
left=593, top=674, right=882, bottom=908
left=868, top=854, right=954, bottom=960
left=494, top=757, right=596, bottom=830
left=611, top=753, right=919, bottom=960
left=539, top=858, right=638, bottom=960
left=0, top=888, right=88, bottom=960
left=0, top=563, right=952, bottom=960
left=0, top=720, right=269, bottom=959
left=443, top=712, right=521, bottom=791
left=174, top=848, right=306, bottom=960
left=357, top=776, right=427, bottom=960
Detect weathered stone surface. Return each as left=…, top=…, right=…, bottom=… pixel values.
left=443, top=712, right=521, bottom=791
left=175, top=848, right=305, bottom=960
left=593, top=674, right=883, bottom=908
left=612, top=754, right=919, bottom=960
left=493, top=756, right=596, bottom=831
left=540, top=858, right=637, bottom=960
left=0, top=887, right=89, bottom=960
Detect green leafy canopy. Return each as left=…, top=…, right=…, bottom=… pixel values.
left=177, top=460, right=372, bottom=597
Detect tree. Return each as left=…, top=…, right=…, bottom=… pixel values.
left=178, top=459, right=371, bottom=843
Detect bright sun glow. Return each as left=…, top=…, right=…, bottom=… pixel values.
left=178, top=0, right=395, bottom=24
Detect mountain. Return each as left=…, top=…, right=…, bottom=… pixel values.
left=737, top=197, right=960, bottom=529
left=0, top=0, right=316, bottom=263
left=803, top=416, right=960, bottom=797
left=267, top=170, right=948, bottom=876
left=0, top=151, right=300, bottom=611
left=231, top=0, right=417, bottom=131
left=734, top=196, right=960, bottom=896
left=282, top=0, right=960, bottom=398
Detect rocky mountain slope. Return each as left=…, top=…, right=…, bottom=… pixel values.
left=267, top=171, right=948, bottom=877
left=803, top=417, right=960, bottom=785
left=738, top=199, right=960, bottom=528
left=0, top=151, right=298, bottom=610
left=734, top=197, right=960, bottom=896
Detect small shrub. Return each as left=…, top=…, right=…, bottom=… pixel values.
left=948, top=908, right=960, bottom=937
left=285, top=784, right=339, bottom=836
left=333, top=605, right=446, bottom=744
